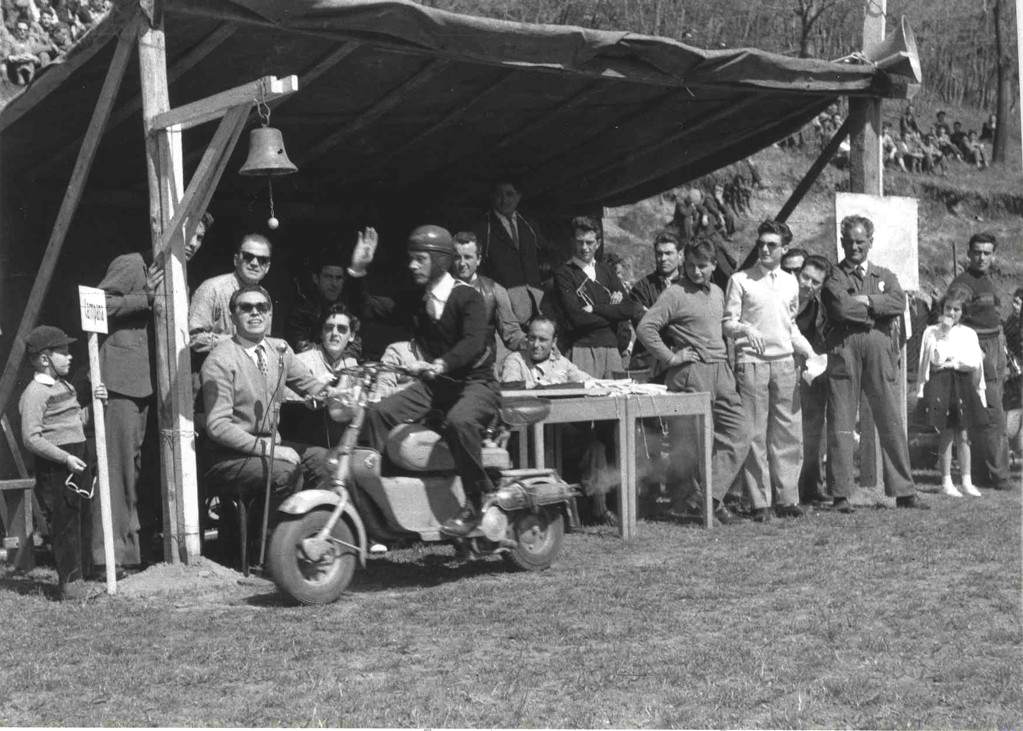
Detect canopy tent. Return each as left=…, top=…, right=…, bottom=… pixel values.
left=1, top=0, right=906, bottom=214
left=0, top=0, right=912, bottom=563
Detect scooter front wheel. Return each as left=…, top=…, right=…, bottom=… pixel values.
left=268, top=509, right=357, bottom=605
left=504, top=507, right=565, bottom=571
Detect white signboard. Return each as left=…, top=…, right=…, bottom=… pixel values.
left=834, top=193, right=919, bottom=291
left=78, top=285, right=108, bottom=334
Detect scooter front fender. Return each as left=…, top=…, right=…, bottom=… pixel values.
left=278, top=489, right=368, bottom=567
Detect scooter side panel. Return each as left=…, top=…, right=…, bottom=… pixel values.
left=350, top=448, right=466, bottom=537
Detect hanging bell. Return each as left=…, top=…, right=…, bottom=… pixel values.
left=239, top=126, right=298, bottom=176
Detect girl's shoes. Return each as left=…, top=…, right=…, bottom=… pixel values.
left=961, top=479, right=982, bottom=497
left=941, top=477, right=963, bottom=497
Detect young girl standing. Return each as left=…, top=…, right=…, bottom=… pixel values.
left=916, top=286, right=988, bottom=497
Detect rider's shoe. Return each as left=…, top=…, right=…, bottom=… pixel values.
left=440, top=505, right=479, bottom=538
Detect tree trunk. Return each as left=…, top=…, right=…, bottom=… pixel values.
left=992, top=0, right=1013, bottom=164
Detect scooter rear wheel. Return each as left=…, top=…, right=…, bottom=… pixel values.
left=268, top=509, right=357, bottom=605
left=504, top=507, right=565, bottom=571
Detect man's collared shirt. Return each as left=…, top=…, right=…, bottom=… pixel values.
left=494, top=210, right=518, bottom=243
left=501, top=349, right=592, bottom=388
left=235, top=335, right=268, bottom=372
left=570, top=257, right=597, bottom=282
left=425, top=272, right=458, bottom=320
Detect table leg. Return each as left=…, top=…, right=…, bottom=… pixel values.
left=532, top=422, right=545, bottom=469
left=618, top=403, right=635, bottom=541
left=702, top=403, right=713, bottom=529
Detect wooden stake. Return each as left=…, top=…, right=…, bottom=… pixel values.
left=848, top=0, right=891, bottom=504
left=88, top=333, right=117, bottom=594
left=0, top=17, right=137, bottom=419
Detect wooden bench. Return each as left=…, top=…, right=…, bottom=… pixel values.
left=0, top=478, right=36, bottom=569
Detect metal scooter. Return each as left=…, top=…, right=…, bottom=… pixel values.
left=267, top=363, right=579, bottom=605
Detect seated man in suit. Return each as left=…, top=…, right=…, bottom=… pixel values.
left=201, top=285, right=338, bottom=512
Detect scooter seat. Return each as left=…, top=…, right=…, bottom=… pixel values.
left=498, top=396, right=551, bottom=427
left=386, top=423, right=512, bottom=472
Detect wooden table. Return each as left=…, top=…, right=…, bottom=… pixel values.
left=502, top=389, right=714, bottom=539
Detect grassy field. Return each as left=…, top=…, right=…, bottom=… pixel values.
left=1, top=469, right=1019, bottom=728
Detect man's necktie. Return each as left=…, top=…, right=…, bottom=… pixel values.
left=509, top=215, right=519, bottom=249
left=256, top=344, right=268, bottom=377
left=423, top=291, right=440, bottom=320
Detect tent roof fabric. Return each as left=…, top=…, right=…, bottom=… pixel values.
left=0, top=0, right=902, bottom=210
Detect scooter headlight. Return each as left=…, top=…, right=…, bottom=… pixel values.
left=480, top=506, right=509, bottom=541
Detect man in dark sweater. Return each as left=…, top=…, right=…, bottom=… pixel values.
left=950, top=232, right=1013, bottom=490
left=793, top=254, right=830, bottom=504
left=345, top=225, right=498, bottom=537
left=628, top=229, right=682, bottom=373
left=552, top=216, right=637, bottom=378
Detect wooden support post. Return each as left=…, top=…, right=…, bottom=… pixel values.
left=138, top=19, right=197, bottom=563
left=0, top=18, right=137, bottom=423
left=848, top=0, right=890, bottom=504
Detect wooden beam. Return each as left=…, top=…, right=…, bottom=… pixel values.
left=296, top=58, right=449, bottom=164
left=398, top=81, right=607, bottom=188
left=777, top=115, right=855, bottom=222
left=530, top=94, right=761, bottom=199
left=148, top=74, right=298, bottom=133
left=35, top=23, right=239, bottom=179
left=0, top=16, right=138, bottom=420
left=1, top=414, right=29, bottom=478
left=317, top=69, right=517, bottom=188
left=155, top=105, right=249, bottom=260
left=288, top=41, right=361, bottom=94
left=375, top=70, right=515, bottom=165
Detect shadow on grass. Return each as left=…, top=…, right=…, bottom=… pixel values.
left=240, top=550, right=515, bottom=607
left=0, top=570, right=60, bottom=600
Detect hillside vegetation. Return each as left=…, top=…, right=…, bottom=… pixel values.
left=604, top=94, right=1022, bottom=308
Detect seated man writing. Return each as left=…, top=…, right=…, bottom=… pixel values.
left=343, top=225, right=498, bottom=538
left=201, top=285, right=336, bottom=510
left=500, top=317, right=613, bottom=524
left=501, top=316, right=594, bottom=388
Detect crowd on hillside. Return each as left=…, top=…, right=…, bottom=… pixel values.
left=884, top=104, right=996, bottom=174
left=781, top=101, right=998, bottom=177
left=1, top=0, right=109, bottom=85
left=16, top=176, right=1022, bottom=599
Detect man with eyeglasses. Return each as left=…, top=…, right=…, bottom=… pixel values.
left=780, top=247, right=807, bottom=276
left=190, top=233, right=274, bottom=354
left=201, top=285, right=336, bottom=549
left=724, top=220, right=817, bottom=521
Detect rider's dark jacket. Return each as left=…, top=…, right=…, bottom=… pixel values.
left=343, top=276, right=494, bottom=382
